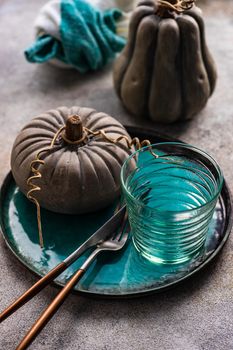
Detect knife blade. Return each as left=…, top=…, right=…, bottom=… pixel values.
left=0, top=205, right=127, bottom=323
left=64, top=205, right=126, bottom=266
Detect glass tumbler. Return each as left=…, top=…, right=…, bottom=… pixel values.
left=121, top=143, right=223, bottom=265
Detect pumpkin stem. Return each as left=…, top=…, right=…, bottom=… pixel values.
left=65, top=115, right=83, bottom=142
left=156, top=0, right=195, bottom=17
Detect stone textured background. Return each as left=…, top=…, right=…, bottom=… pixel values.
left=0, top=1, right=233, bottom=349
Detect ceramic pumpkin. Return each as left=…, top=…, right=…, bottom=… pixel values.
left=11, top=106, right=132, bottom=215
left=113, top=0, right=217, bottom=123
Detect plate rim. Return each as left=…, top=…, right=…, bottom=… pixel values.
left=1, top=127, right=232, bottom=298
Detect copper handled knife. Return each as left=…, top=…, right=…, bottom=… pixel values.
left=0, top=205, right=126, bottom=323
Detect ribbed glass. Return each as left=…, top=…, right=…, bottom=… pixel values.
left=121, top=143, right=223, bottom=265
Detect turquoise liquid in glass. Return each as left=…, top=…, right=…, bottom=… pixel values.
left=122, top=144, right=223, bottom=265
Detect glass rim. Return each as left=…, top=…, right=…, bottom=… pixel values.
left=120, top=142, right=224, bottom=214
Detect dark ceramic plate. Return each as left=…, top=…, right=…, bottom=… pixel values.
left=0, top=127, right=232, bottom=298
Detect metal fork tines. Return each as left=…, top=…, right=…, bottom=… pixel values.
left=81, top=221, right=129, bottom=271
left=16, top=215, right=129, bottom=350
left=0, top=206, right=126, bottom=325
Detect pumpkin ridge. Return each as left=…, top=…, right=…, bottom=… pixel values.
left=176, top=16, right=187, bottom=121
left=85, top=113, right=110, bottom=130
left=12, top=134, right=53, bottom=153
left=45, top=148, right=73, bottom=190
left=44, top=147, right=69, bottom=187
left=22, top=121, right=59, bottom=134
left=96, top=129, right=132, bottom=146
left=102, top=122, right=129, bottom=131
left=87, top=146, right=122, bottom=185
left=139, top=1, right=155, bottom=6
left=177, top=19, right=184, bottom=121
left=146, top=15, right=160, bottom=119
left=114, top=5, right=155, bottom=98
left=88, top=143, right=125, bottom=168
left=177, top=15, right=210, bottom=119
left=75, top=149, right=86, bottom=200
left=82, top=148, right=114, bottom=192
left=90, top=148, right=119, bottom=187
left=12, top=146, right=41, bottom=185
left=19, top=145, right=62, bottom=192
left=77, top=148, right=106, bottom=201
left=12, top=130, right=57, bottom=154
left=69, top=106, right=82, bottom=117
left=13, top=140, right=50, bottom=167
left=76, top=108, right=97, bottom=123
left=82, top=147, right=117, bottom=192
left=37, top=148, right=71, bottom=211
left=72, top=150, right=82, bottom=203
left=90, top=125, right=130, bottom=135
left=92, top=139, right=131, bottom=156
left=96, top=148, right=122, bottom=188
left=121, top=14, right=160, bottom=116
left=27, top=115, right=62, bottom=131
left=18, top=128, right=57, bottom=140
left=54, top=107, right=70, bottom=124
left=14, top=141, right=51, bottom=168
left=178, top=14, right=191, bottom=120
left=46, top=147, right=68, bottom=184
left=149, top=18, right=182, bottom=122
left=187, top=8, right=217, bottom=95
left=19, top=143, right=62, bottom=170
left=101, top=129, right=130, bottom=142
left=66, top=106, right=77, bottom=113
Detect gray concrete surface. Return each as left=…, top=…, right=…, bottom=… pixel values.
left=0, top=1, right=233, bottom=349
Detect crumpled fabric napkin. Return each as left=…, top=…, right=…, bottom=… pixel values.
left=25, top=0, right=133, bottom=72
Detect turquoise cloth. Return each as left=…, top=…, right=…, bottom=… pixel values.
left=25, top=0, right=126, bottom=73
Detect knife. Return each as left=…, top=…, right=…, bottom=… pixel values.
left=0, top=205, right=126, bottom=323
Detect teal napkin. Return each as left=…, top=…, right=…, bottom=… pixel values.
left=25, top=0, right=126, bottom=73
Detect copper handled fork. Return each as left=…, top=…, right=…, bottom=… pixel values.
left=15, top=220, right=129, bottom=350
left=0, top=206, right=126, bottom=323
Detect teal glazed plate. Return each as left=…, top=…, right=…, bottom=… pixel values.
left=0, top=127, right=232, bottom=298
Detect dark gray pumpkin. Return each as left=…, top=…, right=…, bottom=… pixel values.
left=113, top=1, right=217, bottom=123
left=11, top=106, right=132, bottom=214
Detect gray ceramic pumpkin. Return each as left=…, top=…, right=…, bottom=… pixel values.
left=113, top=0, right=217, bottom=123
left=11, top=106, right=132, bottom=214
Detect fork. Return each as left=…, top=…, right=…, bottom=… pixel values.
left=16, top=222, right=130, bottom=350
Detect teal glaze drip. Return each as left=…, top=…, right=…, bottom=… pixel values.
left=124, top=153, right=221, bottom=265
